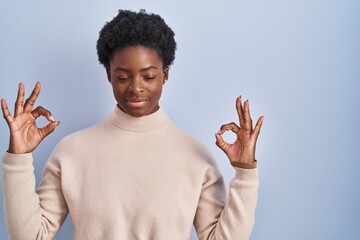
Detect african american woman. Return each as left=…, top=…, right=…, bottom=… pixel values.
left=1, top=9, right=264, bottom=240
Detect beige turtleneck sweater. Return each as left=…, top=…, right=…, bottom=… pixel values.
left=2, top=107, right=259, bottom=240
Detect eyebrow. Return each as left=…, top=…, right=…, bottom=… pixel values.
left=114, top=66, right=159, bottom=72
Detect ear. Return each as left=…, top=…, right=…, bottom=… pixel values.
left=163, top=67, right=169, bottom=84
left=106, top=68, right=111, bottom=83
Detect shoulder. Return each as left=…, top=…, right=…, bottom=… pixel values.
left=50, top=120, right=108, bottom=158
left=165, top=120, right=220, bottom=170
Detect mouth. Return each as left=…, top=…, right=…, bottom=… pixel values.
left=125, top=98, right=148, bottom=107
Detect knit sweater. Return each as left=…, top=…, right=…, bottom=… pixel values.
left=2, top=107, right=259, bottom=240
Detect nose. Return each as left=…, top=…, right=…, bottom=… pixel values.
left=128, top=78, right=144, bottom=95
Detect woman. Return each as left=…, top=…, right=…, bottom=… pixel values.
left=1, top=10, right=264, bottom=239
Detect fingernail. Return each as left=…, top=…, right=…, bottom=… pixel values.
left=50, top=116, right=55, bottom=122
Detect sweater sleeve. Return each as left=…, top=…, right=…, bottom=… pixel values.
left=194, top=166, right=259, bottom=240
left=2, top=152, right=68, bottom=240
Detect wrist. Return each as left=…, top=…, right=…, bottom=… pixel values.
left=231, top=160, right=257, bottom=169
left=8, top=144, right=30, bottom=154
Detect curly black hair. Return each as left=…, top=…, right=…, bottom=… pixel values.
left=96, top=9, right=177, bottom=69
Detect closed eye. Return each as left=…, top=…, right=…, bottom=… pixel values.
left=117, top=77, right=129, bottom=81
left=145, top=75, right=157, bottom=80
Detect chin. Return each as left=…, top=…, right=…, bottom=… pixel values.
left=118, top=103, right=158, bottom=117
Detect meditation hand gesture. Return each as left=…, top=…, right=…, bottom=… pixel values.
left=215, top=96, right=264, bottom=166
left=1, top=82, right=59, bottom=154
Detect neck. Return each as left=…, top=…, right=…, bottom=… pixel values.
left=108, top=105, right=169, bottom=132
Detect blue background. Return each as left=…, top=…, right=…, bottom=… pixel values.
left=1, top=0, right=359, bottom=239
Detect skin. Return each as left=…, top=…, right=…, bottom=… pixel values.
left=1, top=45, right=264, bottom=165
left=1, top=82, right=59, bottom=154
left=106, top=46, right=168, bottom=118
left=215, top=96, right=264, bottom=165
left=106, top=46, right=169, bottom=117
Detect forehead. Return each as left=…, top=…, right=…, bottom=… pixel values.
left=110, top=46, right=163, bottom=69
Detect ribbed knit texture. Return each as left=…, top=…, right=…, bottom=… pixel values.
left=2, top=106, right=259, bottom=240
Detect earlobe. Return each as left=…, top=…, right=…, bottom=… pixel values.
left=163, top=67, right=169, bottom=83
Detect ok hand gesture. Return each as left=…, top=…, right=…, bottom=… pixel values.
left=1, top=82, right=59, bottom=154
left=215, top=96, right=264, bottom=166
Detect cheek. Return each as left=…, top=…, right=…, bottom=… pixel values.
left=112, top=84, right=126, bottom=99
left=150, top=83, right=163, bottom=99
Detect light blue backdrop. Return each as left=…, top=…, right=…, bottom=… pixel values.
left=1, top=0, right=359, bottom=239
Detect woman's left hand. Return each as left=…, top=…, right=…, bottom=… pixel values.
left=215, top=96, right=264, bottom=165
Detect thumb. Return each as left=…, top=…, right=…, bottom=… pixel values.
left=39, top=121, right=60, bottom=139
left=215, top=133, right=228, bottom=152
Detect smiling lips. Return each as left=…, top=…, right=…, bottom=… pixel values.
left=125, top=98, right=148, bottom=107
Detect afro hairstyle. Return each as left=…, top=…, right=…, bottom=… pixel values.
left=96, top=9, right=177, bottom=69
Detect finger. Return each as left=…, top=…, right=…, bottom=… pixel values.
left=38, top=121, right=60, bottom=139
left=236, top=96, right=245, bottom=127
left=251, top=115, right=264, bottom=142
left=1, top=98, right=13, bottom=124
left=215, top=133, right=230, bottom=153
left=24, top=81, right=41, bottom=113
left=243, top=99, right=253, bottom=131
left=218, top=122, right=240, bottom=135
left=31, top=106, right=55, bottom=122
left=14, top=82, right=25, bottom=117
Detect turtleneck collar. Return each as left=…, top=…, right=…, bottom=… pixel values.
left=108, top=106, right=170, bottom=132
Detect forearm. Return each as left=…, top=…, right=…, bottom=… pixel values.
left=2, top=153, right=43, bottom=239
left=213, top=167, right=259, bottom=239
left=195, top=167, right=259, bottom=240
left=2, top=153, right=64, bottom=240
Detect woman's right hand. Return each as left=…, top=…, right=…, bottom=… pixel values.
left=1, top=82, right=59, bottom=154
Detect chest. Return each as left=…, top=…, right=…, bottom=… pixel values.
left=61, top=150, right=203, bottom=233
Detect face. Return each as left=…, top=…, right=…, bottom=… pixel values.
left=107, top=46, right=168, bottom=117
